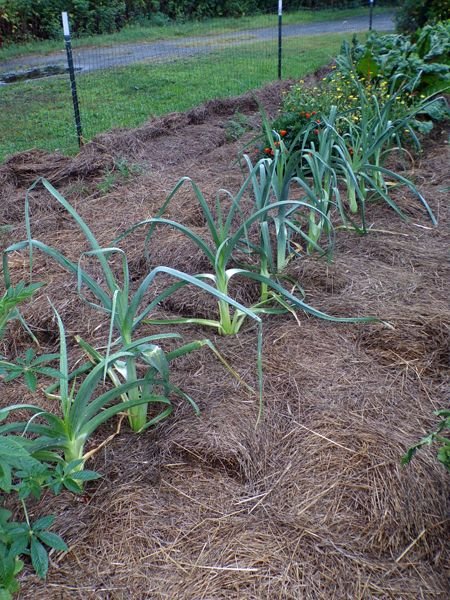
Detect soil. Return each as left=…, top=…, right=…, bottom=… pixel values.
left=0, top=72, right=448, bottom=599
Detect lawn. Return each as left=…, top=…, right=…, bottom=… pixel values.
left=0, top=31, right=365, bottom=161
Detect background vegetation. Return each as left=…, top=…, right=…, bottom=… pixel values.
left=395, top=0, right=450, bottom=34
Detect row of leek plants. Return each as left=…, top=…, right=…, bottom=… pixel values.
left=2, top=178, right=261, bottom=438
left=264, top=87, right=439, bottom=245
left=2, top=157, right=376, bottom=457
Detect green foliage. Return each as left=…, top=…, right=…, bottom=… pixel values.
left=350, top=25, right=450, bottom=95
left=395, top=0, right=450, bottom=35
left=264, top=31, right=444, bottom=236
left=0, top=443, right=99, bottom=591
left=0, top=0, right=127, bottom=41
left=0, top=284, right=98, bottom=596
left=122, top=156, right=374, bottom=330
left=0, top=303, right=166, bottom=463
left=0, top=282, right=43, bottom=338
left=96, top=159, right=143, bottom=195
left=0, top=348, right=61, bottom=392
left=403, top=410, right=450, bottom=471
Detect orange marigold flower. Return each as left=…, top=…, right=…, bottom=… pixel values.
left=305, top=112, right=311, bottom=118
left=264, top=147, right=272, bottom=154
left=314, top=129, right=319, bottom=135
left=280, top=129, right=287, bottom=137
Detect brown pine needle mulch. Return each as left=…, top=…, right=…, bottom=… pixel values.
left=0, top=78, right=448, bottom=599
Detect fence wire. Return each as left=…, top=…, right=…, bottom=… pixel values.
left=0, top=2, right=395, bottom=161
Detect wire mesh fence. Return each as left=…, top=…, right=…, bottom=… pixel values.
left=0, top=1, right=396, bottom=161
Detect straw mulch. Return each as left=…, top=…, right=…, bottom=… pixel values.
left=0, top=77, right=448, bottom=599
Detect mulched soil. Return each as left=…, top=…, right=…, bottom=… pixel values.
left=0, top=71, right=448, bottom=599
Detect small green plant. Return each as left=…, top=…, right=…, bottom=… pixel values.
left=402, top=409, right=450, bottom=471
left=97, top=159, right=143, bottom=194
left=225, top=112, right=252, bottom=142
left=0, top=437, right=99, bottom=595
left=0, top=347, right=61, bottom=392
left=0, top=282, right=43, bottom=340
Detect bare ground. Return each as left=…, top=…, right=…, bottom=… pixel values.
left=0, top=73, right=449, bottom=599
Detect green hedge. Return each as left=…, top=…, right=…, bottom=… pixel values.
left=395, top=0, right=450, bottom=34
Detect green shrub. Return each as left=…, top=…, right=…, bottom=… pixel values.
left=0, top=0, right=126, bottom=42
left=396, top=0, right=450, bottom=34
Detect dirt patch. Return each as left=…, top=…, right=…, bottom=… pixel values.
left=1, top=75, right=449, bottom=599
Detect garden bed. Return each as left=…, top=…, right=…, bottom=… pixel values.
left=0, top=74, right=449, bottom=598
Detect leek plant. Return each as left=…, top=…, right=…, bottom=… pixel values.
left=118, top=173, right=374, bottom=336
left=257, top=114, right=334, bottom=271
left=3, top=178, right=259, bottom=432
left=330, top=50, right=438, bottom=230
left=0, top=306, right=157, bottom=465
left=295, top=107, right=341, bottom=254
left=330, top=104, right=437, bottom=232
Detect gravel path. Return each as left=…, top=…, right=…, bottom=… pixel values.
left=0, top=13, right=394, bottom=77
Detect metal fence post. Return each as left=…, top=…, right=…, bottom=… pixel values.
left=278, top=0, right=283, bottom=80
left=62, top=12, right=83, bottom=148
left=369, top=0, right=374, bottom=31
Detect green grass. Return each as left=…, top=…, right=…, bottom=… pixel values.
left=0, top=6, right=391, bottom=62
left=0, top=32, right=368, bottom=162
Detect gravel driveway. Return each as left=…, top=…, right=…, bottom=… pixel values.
left=0, top=12, right=394, bottom=78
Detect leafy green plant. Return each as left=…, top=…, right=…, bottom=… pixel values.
left=402, top=409, right=450, bottom=471
left=3, top=177, right=261, bottom=432
left=97, top=158, right=143, bottom=194
left=350, top=25, right=450, bottom=96
left=0, top=282, right=98, bottom=596
left=0, top=348, right=61, bottom=392
left=0, top=437, right=99, bottom=595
